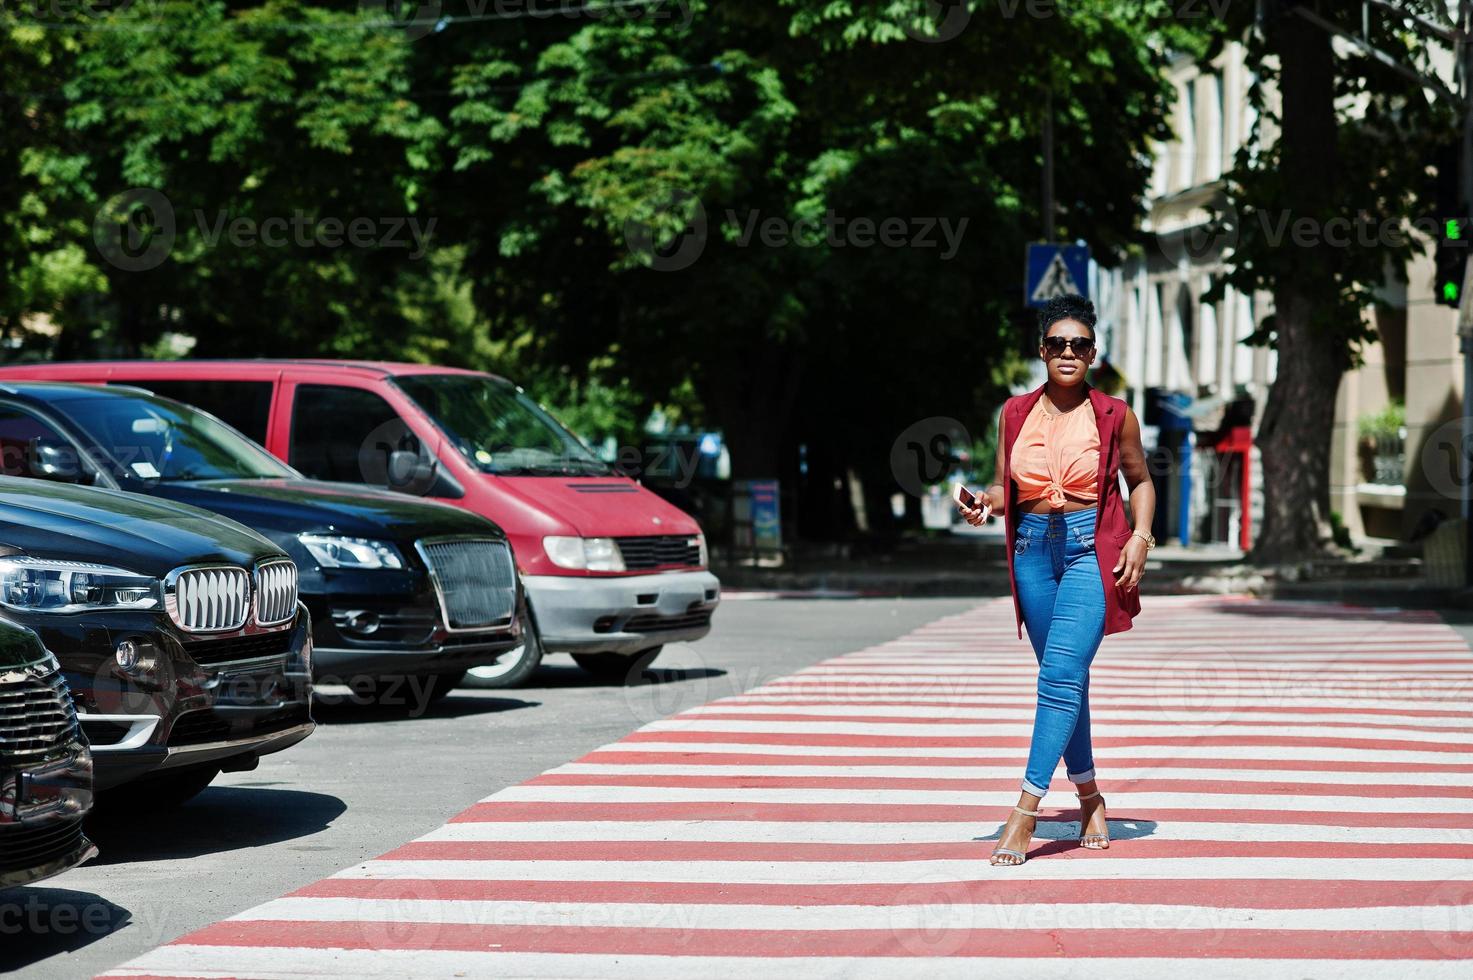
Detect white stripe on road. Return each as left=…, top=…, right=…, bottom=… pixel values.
left=548, top=763, right=1473, bottom=786
left=639, top=720, right=1473, bottom=743
left=420, top=819, right=1473, bottom=845
left=229, top=897, right=1472, bottom=932
left=676, top=705, right=1473, bottom=727
left=100, top=949, right=1473, bottom=980
left=590, top=741, right=1473, bottom=763
left=486, top=785, right=1471, bottom=812
left=333, top=857, right=1473, bottom=883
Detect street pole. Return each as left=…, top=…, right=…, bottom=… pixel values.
left=1460, top=0, right=1473, bottom=586
left=1042, top=89, right=1055, bottom=243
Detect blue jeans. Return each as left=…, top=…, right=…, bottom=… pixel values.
left=1012, top=505, right=1106, bottom=798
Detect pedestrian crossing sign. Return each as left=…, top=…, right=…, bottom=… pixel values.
left=1026, top=243, right=1090, bottom=307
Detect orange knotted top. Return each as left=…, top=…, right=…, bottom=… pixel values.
left=1008, top=396, right=1100, bottom=508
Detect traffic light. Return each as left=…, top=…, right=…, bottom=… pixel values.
left=1435, top=217, right=1468, bottom=308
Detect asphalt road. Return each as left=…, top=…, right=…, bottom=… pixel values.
left=4, top=597, right=979, bottom=979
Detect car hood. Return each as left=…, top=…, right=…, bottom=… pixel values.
left=0, top=477, right=284, bottom=577
left=144, top=479, right=505, bottom=543
left=492, top=476, right=701, bottom=537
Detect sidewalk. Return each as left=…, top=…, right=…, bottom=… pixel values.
left=714, top=526, right=1473, bottom=610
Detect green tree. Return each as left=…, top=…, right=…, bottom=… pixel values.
left=1203, top=1, right=1454, bottom=561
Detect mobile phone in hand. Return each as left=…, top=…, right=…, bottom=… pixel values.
left=952, top=483, right=991, bottom=521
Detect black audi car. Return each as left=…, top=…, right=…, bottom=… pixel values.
left=0, top=383, right=523, bottom=702
left=1, top=622, right=97, bottom=888
left=0, top=478, right=313, bottom=802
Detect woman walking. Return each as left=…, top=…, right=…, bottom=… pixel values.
left=958, top=294, right=1155, bottom=866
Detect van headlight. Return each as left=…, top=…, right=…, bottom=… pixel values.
left=696, top=532, right=708, bottom=568
left=298, top=534, right=404, bottom=570
left=0, top=557, right=161, bottom=613
left=542, top=536, right=626, bottom=572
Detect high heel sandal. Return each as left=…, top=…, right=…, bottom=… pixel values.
left=1076, top=790, right=1109, bottom=849
left=990, top=805, right=1039, bottom=866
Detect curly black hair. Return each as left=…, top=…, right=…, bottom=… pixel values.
left=1037, top=294, right=1097, bottom=342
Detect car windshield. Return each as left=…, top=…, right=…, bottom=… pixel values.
left=54, top=392, right=296, bottom=482
left=394, top=374, right=611, bottom=477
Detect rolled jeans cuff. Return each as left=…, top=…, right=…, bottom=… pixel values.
left=1021, top=778, right=1049, bottom=798
left=1067, top=767, right=1096, bottom=784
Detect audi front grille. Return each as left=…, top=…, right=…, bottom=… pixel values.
left=415, top=538, right=517, bottom=631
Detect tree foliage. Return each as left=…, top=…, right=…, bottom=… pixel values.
left=3, top=0, right=1191, bottom=538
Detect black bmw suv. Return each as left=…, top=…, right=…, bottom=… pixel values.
left=0, top=383, right=523, bottom=702
left=0, top=478, right=313, bottom=801
left=0, top=622, right=96, bottom=888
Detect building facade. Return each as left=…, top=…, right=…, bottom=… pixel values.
left=1088, top=42, right=1466, bottom=555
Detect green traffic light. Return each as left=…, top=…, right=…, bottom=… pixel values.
left=1444, top=280, right=1460, bottom=302
left=1449, top=219, right=1464, bottom=240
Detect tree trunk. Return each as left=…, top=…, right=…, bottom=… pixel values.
left=1250, top=1, right=1348, bottom=563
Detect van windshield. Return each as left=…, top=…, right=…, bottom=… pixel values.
left=55, top=392, right=296, bottom=482
left=394, top=374, right=611, bottom=477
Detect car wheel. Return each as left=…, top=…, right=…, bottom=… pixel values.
left=98, top=765, right=220, bottom=810
left=571, top=646, right=663, bottom=684
left=463, top=600, right=545, bottom=690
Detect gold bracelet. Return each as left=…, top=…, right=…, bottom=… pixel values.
left=1131, top=529, right=1155, bottom=550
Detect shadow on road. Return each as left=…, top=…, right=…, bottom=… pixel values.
left=310, top=693, right=541, bottom=725
left=84, top=787, right=347, bottom=865
left=0, top=887, right=130, bottom=973
left=528, top=663, right=728, bottom=690
left=974, top=817, right=1159, bottom=860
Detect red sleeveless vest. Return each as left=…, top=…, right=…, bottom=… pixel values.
left=1000, top=381, right=1142, bottom=639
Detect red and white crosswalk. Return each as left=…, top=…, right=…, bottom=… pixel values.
left=103, top=595, right=1473, bottom=978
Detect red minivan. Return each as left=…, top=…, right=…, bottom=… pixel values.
left=0, top=361, right=720, bottom=686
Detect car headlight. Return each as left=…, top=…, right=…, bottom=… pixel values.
left=696, top=532, right=708, bottom=568
left=298, top=534, right=404, bottom=570
left=542, top=536, right=626, bottom=572
left=0, top=557, right=161, bottom=613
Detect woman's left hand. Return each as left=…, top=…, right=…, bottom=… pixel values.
left=1113, top=538, right=1148, bottom=589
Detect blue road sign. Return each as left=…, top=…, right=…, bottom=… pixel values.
left=1025, top=243, right=1090, bottom=307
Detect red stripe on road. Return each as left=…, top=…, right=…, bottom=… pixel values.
left=379, top=839, right=1473, bottom=863
left=292, top=876, right=1447, bottom=910
left=452, top=802, right=1473, bottom=828
left=712, top=701, right=1473, bottom=719
left=172, top=920, right=1464, bottom=959
left=525, top=772, right=1473, bottom=798
left=619, top=731, right=1473, bottom=752
left=577, top=751, right=1473, bottom=774
left=681, top=712, right=1473, bottom=734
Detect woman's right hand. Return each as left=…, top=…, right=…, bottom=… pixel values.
left=959, top=501, right=991, bottom=526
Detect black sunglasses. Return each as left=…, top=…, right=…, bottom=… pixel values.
left=1041, top=336, right=1095, bottom=357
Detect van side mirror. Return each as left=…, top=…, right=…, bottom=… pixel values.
left=30, top=438, right=95, bottom=485
left=387, top=449, right=427, bottom=488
